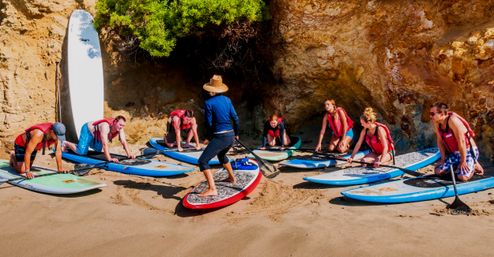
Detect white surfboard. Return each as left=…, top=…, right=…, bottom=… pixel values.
left=67, top=9, right=104, bottom=138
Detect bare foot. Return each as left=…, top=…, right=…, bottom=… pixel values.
left=198, top=189, right=218, bottom=197
left=474, top=163, right=484, bottom=176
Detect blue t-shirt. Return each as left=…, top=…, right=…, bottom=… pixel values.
left=204, top=95, right=240, bottom=135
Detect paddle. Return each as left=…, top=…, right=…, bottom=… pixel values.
left=0, top=162, right=109, bottom=184
left=145, top=142, right=204, bottom=153
left=71, top=149, right=161, bottom=171
left=296, top=149, right=423, bottom=177
left=235, top=138, right=280, bottom=179
left=446, top=165, right=472, bottom=214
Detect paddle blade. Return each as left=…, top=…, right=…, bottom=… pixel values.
left=447, top=196, right=472, bottom=215
left=259, top=161, right=280, bottom=179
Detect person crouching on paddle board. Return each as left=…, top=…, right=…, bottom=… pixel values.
left=63, top=115, right=135, bottom=162
left=9, top=122, right=68, bottom=179
left=260, top=114, right=291, bottom=150
left=347, top=107, right=394, bottom=168
left=315, top=99, right=354, bottom=153
left=429, top=102, right=484, bottom=181
left=197, top=75, right=239, bottom=197
left=163, top=109, right=201, bottom=152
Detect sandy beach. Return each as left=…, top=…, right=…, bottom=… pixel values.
left=1, top=146, right=493, bottom=257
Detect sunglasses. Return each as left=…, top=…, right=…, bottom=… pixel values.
left=429, top=112, right=441, bottom=117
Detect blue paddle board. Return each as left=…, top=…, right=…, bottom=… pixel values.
left=341, top=174, right=494, bottom=203
left=62, top=151, right=194, bottom=177
left=304, top=148, right=440, bottom=186
left=280, top=150, right=370, bottom=169
left=148, top=138, right=220, bottom=165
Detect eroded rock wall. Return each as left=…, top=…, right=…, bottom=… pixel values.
left=268, top=0, right=494, bottom=157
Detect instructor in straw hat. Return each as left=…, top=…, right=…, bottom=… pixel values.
left=198, top=75, right=240, bottom=197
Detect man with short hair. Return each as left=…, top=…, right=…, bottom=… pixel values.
left=63, top=115, right=135, bottom=162
left=429, top=102, right=484, bottom=181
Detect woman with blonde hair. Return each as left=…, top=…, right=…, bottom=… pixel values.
left=315, top=99, right=354, bottom=153
left=347, top=107, right=394, bottom=167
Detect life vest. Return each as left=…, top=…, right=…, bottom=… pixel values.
left=14, top=123, right=57, bottom=153
left=438, top=112, right=475, bottom=153
left=365, top=122, right=395, bottom=154
left=170, top=109, right=193, bottom=130
left=93, top=118, right=120, bottom=143
left=326, top=107, right=354, bottom=138
left=267, top=117, right=283, bottom=138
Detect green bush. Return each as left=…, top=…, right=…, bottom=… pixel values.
left=95, top=0, right=266, bottom=57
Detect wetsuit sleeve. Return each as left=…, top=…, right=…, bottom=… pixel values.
left=204, top=101, right=213, bottom=140
left=229, top=99, right=240, bottom=136
left=279, top=122, right=286, bottom=146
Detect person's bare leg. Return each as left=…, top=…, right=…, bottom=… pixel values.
left=337, top=136, right=352, bottom=153
left=63, top=141, right=77, bottom=152
left=198, top=169, right=218, bottom=197
left=267, top=134, right=276, bottom=147
left=9, top=151, right=15, bottom=168
left=361, top=152, right=378, bottom=167
left=474, top=162, right=484, bottom=175
left=223, top=161, right=236, bottom=184
left=283, top=132, right=291, bottom=146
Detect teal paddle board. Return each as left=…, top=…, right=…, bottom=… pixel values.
left=0, top=160, right=106, bottom=194
left=249, top=136, right=302, bottom=162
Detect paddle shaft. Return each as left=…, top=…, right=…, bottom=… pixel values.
left=235, top=138, right=279, bottom=178
left=302, top=149, right=422, bottom=177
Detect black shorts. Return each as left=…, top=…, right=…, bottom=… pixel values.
left=14, top=144, right=37, bottom=163
left=166, top=122, right=191, bottom=143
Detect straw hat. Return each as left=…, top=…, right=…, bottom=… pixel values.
left=203, top=75, right=229, bottom=93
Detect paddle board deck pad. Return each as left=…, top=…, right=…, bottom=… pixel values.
left=183, top=159, right=261, bottom=210
left=148, top=138, right=220, bottom=165
left=280, top=150, right=370, bottom=169
left=62, top=151, right=194, bottom=177
left=304, top=148, right=440, bottom=186
left=342, top=174, right=494, bottom=203
left=67, top=9, right=104, bottom=138
left=0, top=161, right=106, bottom=194
left=249, top=136, right=302, bottom=162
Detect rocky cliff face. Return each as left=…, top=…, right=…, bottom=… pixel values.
left=267, top=0, right=494, bottom=158
left=1, top=0, right=493, bottom=159
left=0, top=0, right=80, bottom=154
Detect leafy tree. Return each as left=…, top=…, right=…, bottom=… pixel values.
left=95, top=0, right=266, bottom=57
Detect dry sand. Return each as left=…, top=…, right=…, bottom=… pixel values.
left=0, top=145, right=493, bottom=257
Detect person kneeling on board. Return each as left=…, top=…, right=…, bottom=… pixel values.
left=315, top=99, right=354, bottom=153
left=64, top=115, right=135, bottom=162
left=163, top=109, right=201, bottom=152
left=9, top=122, right=68, bottom=179
left=347, top=107, right=394, bottom=167
left=429, top=102, right=484, bottom=181
left=260, top=114, right=291, bottom=150
left=198, top=75, right=239, bottom=197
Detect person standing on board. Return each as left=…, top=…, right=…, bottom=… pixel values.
left=315, top=99, right=354, bottom=153
left=260, top=114, right=291, bottom=150
left=163, top=109, right=201, bottom=152
left=347, top=107, right=394, bottom=167
left=197, top=75, right=239, bottom=197
left=63, top=115, right=135, bottom=162
left=9, top=122, right=68, bottom=179
left=429, top=102, right=484, bottom=181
